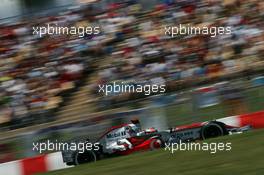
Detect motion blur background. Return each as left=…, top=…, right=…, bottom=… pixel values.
left=0, top=0, right=263, bottom=164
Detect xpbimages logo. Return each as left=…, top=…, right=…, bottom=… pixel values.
left=165, top=24, right=232, bottom=38
left=32, top=140, right=100, bottom=153
left=98, top=82, right=166, bottom=96
left=164, top=141, right=232, bottom=154
left=32, top=23, right=100, bottom=37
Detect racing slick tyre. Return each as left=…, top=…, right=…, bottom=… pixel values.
left=150, top=138, right=163, bottom=150
left=201, top=122, right=225, bottom=140
left=74, top=150, right=97, bottom=165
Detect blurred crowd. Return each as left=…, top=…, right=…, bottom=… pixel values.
left=0, top=6, right=107, bottom=129
left=91, top=0, right=264, bottom=107
left=1, top=0, right=264, bottom=129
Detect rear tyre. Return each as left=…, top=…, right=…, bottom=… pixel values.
left=201, top=123, right=224, bottom=140
left=74, top=151, right=97, bottom=165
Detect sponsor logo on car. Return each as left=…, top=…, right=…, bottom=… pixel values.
left=106, top=131, right=127, bottom=139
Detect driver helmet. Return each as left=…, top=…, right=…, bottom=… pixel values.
left=131, top=118, right=140, bottom=125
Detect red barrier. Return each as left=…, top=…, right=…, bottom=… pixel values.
left=21, top=155, right=47, bottom=175
left=239, top=111, right=264, bottom=129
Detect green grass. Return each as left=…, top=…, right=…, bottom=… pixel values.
left=165, top=103, right=227, bottom=127
left=165, top=86, right=264, bottom=127
left=42, top=129, right=264, bottom=175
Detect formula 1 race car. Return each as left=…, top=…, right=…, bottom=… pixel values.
left=62, top=121, right=250, bottom=166
left=62, top=125, right=163, bottom=165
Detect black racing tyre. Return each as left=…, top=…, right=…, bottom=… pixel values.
left=74, top=151, right=97, bottom=165
left=66, top=162, right=75, bottom=166
left=201, top=123, right=224, bottom=140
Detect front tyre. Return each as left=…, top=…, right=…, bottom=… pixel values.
left=74, top=151, right=97, bottom=165
left=201, top=123, right=224, bottom=140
